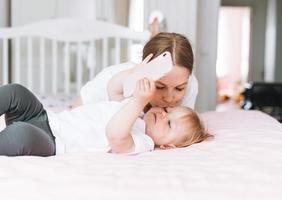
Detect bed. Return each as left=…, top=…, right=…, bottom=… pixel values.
left=0, top=110, right=282, bottom=199
left=1, top=19, right=282, bottom=200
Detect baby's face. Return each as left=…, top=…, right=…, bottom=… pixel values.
left=143, top=106, right=189, bottom=146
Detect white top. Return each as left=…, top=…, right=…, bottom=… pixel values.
left=47, top=100, right=154, bottom=155
left=80, top=62, right=198, bottom=109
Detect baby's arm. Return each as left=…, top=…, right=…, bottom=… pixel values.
left=106, top=78, right=155, bottom=153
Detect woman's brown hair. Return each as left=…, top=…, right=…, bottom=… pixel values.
left=142, top=32, right=194, bottom=73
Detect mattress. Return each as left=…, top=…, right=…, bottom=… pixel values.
left=0, top=110, right=282, bottom=200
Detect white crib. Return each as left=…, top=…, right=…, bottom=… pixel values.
left=0, top=18, right=150, bottom=95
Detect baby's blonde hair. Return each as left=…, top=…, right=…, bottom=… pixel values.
left=174, top=107, right=212, bottom=148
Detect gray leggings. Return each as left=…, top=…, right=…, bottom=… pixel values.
left=0, top=84, right=55, bottom=156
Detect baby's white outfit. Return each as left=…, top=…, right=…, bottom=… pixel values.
left=47, top=100, right=154, bottom=154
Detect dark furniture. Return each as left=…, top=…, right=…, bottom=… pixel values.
left=241, top=82, right=282, bottom=122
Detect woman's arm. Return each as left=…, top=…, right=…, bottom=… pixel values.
left=71, top=64, right=135, bottom=109
left=72, top=63, right=135, bottom=108
left=106, top=78, right=155, bottom=153
left=72, top=56, right=154, bottom=108
left=107, top=69, right=133, bottom=101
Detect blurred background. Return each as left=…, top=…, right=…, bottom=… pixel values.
left=0, top=0, right=281, bottom=113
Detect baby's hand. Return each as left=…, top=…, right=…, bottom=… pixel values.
left=133, top=78, right=156, bottom=103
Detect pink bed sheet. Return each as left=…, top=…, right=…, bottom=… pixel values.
left=0, top=110, right=282, bottom=200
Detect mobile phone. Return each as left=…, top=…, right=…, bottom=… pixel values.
left=123, top=51, right=173, bottom=97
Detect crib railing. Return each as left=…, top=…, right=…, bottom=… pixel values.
left=0, top=18, right=150, bottom=95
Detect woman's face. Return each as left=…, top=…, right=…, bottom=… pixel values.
left=150, top=65, right=190, bottom=107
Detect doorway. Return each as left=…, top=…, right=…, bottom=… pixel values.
left=216, top=6, right=251, bottom=110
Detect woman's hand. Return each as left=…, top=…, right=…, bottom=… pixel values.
left=133, top=78, right=156, bottom=104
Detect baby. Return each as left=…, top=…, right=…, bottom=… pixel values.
left=0, top=80, right=211, bottom=156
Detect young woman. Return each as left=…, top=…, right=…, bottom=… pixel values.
left=72, top=32, right=198, bottom=110
left=0, top=33, right=202, bottom=156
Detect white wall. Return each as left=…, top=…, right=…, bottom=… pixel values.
left=11, top=0, right=57, bottom=26
left=143, top=0, right=198, bottom=46
left=264, top=0, right=277, bottom=82
left=195, top=0, right=220, bottom=112
left=0, top=0, right=9, bottom=27
left=56, top=0, right=117, bottom=22
left=275, top=0, right=282, bottom=81
left=248, top=0, right=267, bottom=82
left=11, top=0, right=117, bottom=26
left=56, top=0, right=96, bottom=19
left=0, top=0, right=10, bottom=84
